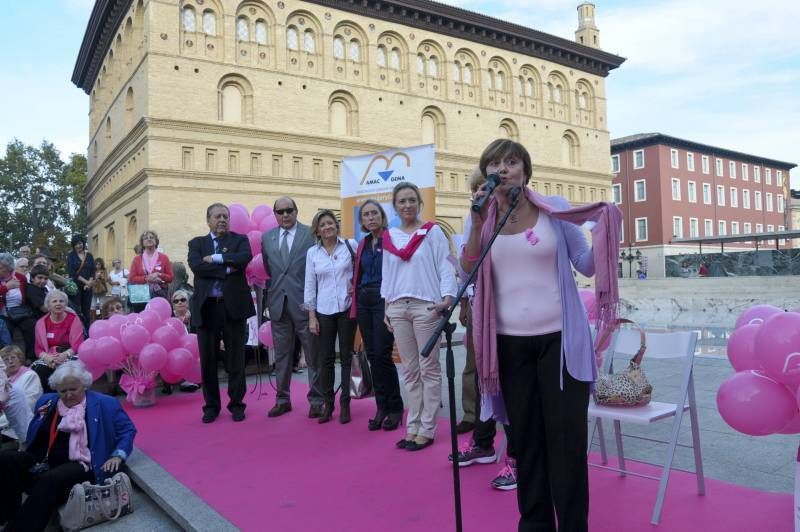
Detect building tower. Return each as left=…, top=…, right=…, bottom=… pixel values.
left=575, top=2, right=600, bottom=48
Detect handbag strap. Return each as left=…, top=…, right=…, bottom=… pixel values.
left=106, top=474, right=126, bottom=521
left=596, top=318, right=647, bottom=365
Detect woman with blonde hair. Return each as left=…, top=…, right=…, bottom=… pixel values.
left=304, top=209, right=358, bottom=424
left=128, top=230, right=173, bottom=311
left=381, top=182, right=457, bottom=451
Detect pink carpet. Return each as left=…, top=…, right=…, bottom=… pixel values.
left=124, top=384, right=792, bottom=531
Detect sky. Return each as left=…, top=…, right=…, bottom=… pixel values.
left=0, top=0, right=797, bottom=187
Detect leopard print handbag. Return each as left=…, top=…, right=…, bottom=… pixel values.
left=594, top=319, right=652, bottom=407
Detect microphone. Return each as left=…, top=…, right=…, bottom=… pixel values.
left=471, top=173, right=500, bottom=212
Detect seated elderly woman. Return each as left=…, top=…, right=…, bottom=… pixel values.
left=0, top=356, right=33, bottom=451
left=0, top=346, right=43, bottom=445
left=0, top=361, right=136, bottom=531
left=32, top=290, right=85, bottom=393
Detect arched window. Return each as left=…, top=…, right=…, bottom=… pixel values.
left=237, top=16, right=249, bottom=41
left=453, top=61, right=461, bottom=82
left=330, top=101, right=347, bottom=135
left=287, top=27, right=298, bottom=50
left=463, top=64, right=472, bottom=85
left=389, top=48, right=400, bottom=70
left=328, top=91, right=358, bottom=136
left=125, top=87, right=134, bottom=129
left=526, top=78, right=534, bottom=97
left=376, top=45, right=386, bottom=67
left=421, top=114, right=436, bottom=144
left=495, top=71, right=504, bottom=91
left=416, top=54, right=425, bottom=75
left=182, top=6, right=196, bottom=32
left=428, top=56, right=438, bottom=77
left=553, top=85, right=562, bottom=103
left=561, top=132, right=579, bottom=167
left=333, top=36, right=345, bottom=59
left=304, top=29, right=315, bottom=53
left=202, top=10, right=216, bottom=36
left=221, top=84, right=243, bottom=123
left=105, top=117, right=112, bottom=143
left=349, top=40, right=360, bottom=62
left=255, top=20, right=267, bottom=44
left=577, top=92, right=587, bottom=109
left=498, top=119, right=519, bottom=141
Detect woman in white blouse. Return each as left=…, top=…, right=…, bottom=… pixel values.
left=382, top=182, right=457, bottom=451
left=304, top=210, right=358, bottom=424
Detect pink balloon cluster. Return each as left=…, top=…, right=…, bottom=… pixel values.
left=227, top=203, right=276, bottom=287
left=717, top=305, right=800, bottom=436
left=78, top=297, right=203, bottom=392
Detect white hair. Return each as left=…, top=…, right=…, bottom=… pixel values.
left=0, top=252, right=14, bottom=270
left=49, top=360, right=93, bottom=390
left=44, top=289, right=69, bottom=307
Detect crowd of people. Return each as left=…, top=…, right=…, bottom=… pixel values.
left=0, top=138, right=620, bottom=531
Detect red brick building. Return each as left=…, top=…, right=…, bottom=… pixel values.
left=611, top=133, right=795, bottom=277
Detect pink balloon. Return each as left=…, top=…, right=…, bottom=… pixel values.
left=166, top=317, right=188, bottom=337
left=246, top=255, right=269, bottom=287
left=121, top=323, right=151, bottom=355
left=185, top=360, right=202, bottom=385
left=780, top=410, right=800, bottom=434
left=159, top=366, right=183, bottom=385
left=578, top=289, right=598, bottom=321
left=136, top=310, right=162, bottom=334
left=125, top=313, right=140, bottom=324
left=247, top=230, right=263, bottom=256
left=726, top=323, right=761, bottom=371
left=258, top=321, right=274, bottom=348
left=166, top=347, right=193, bottom=378
left=89, top=320, right=110, bottom=339
left=717, top=370, right=797, bottom=436
left=735, top=304, right=783, bottom=329
left=77, top=338, right=100, bottom=367
left=755, top=312, right=800, bottom=385
left=85, top=361, right=106, bottom=382
left=107, top=314, right=127, bottom=340
left=139, top=343, right=168, bottom=373
left=95, top=336, right=126, bottom=368
left=251, top=204, right=273, bottom=225
left=152, top=325, right=182, bottom=352
left=180, top=334, right=200, bottom=360
left=258, top=214, right=278, bottom=233
left=145, top=297, right=172, bottom=321
left=229, top=204, right=254, bottom=234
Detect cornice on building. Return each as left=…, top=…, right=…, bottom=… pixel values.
left=72, top=0, right=625, bottom=93
left=611, top=132, right=797, bottom=171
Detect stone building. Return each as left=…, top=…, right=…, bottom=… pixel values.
left=72, top=0, right=624, bottom=265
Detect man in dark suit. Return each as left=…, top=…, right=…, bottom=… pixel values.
left=261, top=196, right=319, bottom=418
left=188, top=203, right=255, bottom=423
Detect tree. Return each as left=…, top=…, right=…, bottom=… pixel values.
left=0, top=139, right=88, bottom=266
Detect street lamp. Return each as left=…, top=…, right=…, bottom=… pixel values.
left=620, top=247, right=642, bottom=278
left=32, top=197, right=45, bottom=246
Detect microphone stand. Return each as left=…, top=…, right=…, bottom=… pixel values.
left=420, top=187, right=521, bottom=532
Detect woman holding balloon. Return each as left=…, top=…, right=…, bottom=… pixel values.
left=31, top=290, right=85, bottom=392
left=128, top=230, right=174, bottom=312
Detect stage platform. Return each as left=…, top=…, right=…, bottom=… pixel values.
left=119, top=382, right=793, bottom=532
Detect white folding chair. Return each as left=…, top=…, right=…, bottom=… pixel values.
left=587, top=328, right=705, bottom=525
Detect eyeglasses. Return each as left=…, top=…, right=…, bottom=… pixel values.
left=275, top=208, right=295, bottom=216
left=173, top=298, right=187, bottom=303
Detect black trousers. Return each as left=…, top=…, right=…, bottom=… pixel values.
left=198, top=298, right=247, bottom=416
left=8, top=316, right=36, bottom=363
left=498, top=333, right=590, bottom=532
left=356, top=287, right=403, bottom=414
left=32, top=363, right=56, bottom=394
left=70, top=288, right=92, bottom=331
left=316, top=310, right=355, bottom=406
left=0, top=450, right=92, bottom=532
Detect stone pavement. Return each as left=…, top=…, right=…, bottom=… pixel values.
left=96, top=329, right=796, bottom=530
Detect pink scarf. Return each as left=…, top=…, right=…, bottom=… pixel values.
left=382, top=222, right=435, bottom=261
left=142, top=249, right=161, bottom=290
left=57, top=397, right=92, bottom=472
left=473, top=189, right=622, bottom=395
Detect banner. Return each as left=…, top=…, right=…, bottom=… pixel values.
left=341, top=144, right=435, bottom=240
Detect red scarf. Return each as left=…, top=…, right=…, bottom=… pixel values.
left=382, top=222, right=435, bottom=261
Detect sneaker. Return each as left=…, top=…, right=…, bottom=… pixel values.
left=491, top=459, right=517, bottom=491
left=448, top=441, right=496, bottom=467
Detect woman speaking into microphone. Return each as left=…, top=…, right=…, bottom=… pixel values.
left=462, top=139, right=621, bottom=532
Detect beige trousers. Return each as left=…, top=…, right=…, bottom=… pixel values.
left=386, top=298, right=442, bottom=439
